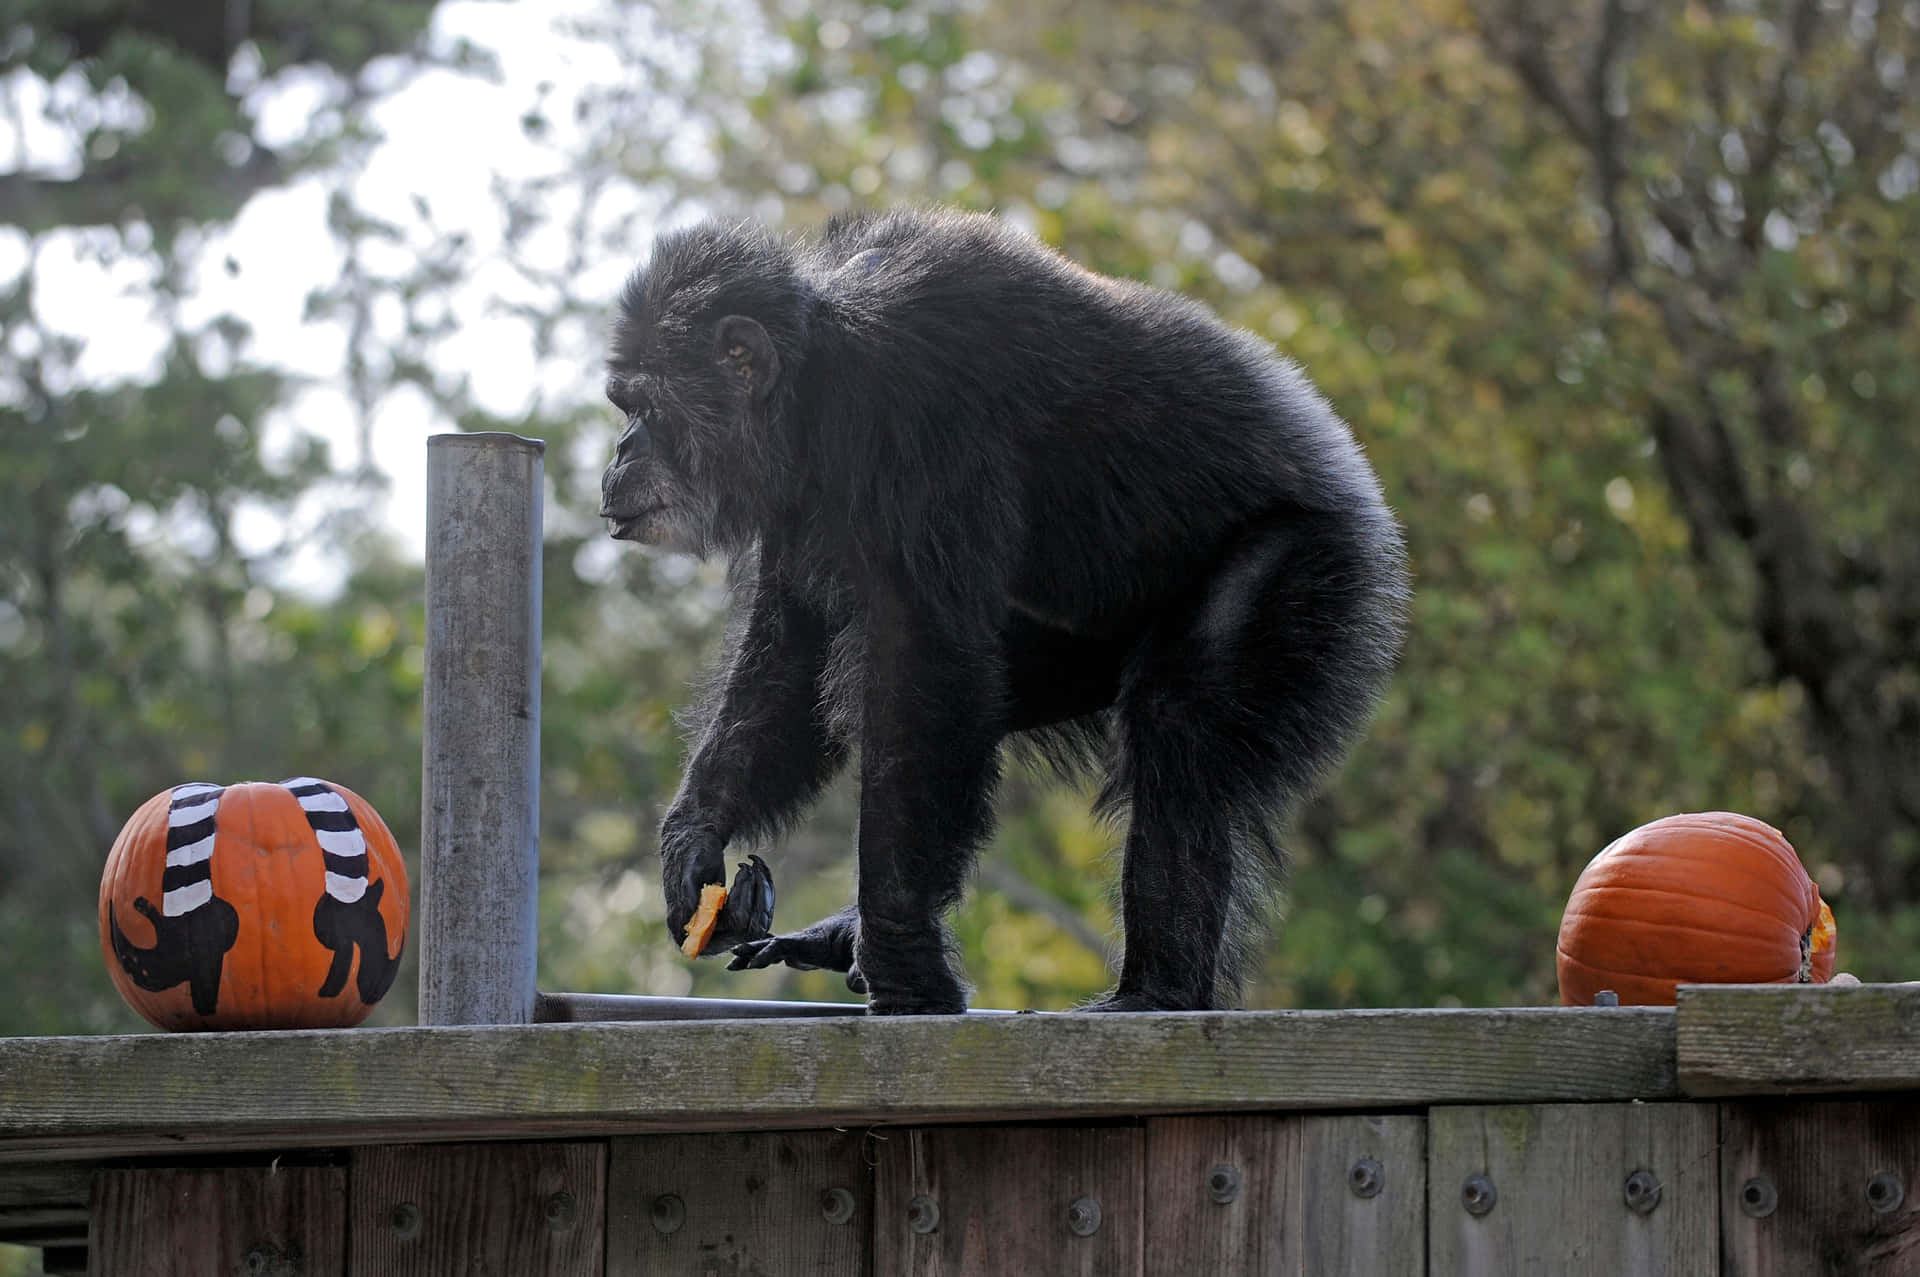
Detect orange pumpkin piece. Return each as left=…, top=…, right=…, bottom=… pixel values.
left=1809, top=900, right=1837, bottom=982
left=1557, top=811, right=1836, bottom=1007
left=99, top=778, right=409, bottom=1031
left=681, top=883, right=728, bottom=958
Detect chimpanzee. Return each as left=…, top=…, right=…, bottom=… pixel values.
left=600, top=208, right=1409, bottom=1014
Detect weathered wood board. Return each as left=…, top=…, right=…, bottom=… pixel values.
left=1720, top=1099, right=1920, bottom=1275
left=0, top=1008, right=1679, bottom=1162
left=1428, top=1102, right=1718, bottom=1276
left=1145, top=1116, right=1298, bottom=1271
left=873, top=1125, right=1144, bottom=1275
left=1143, top=1113, right=1425, bottom=1274
left=606, top=1129, right=872, bottom=1276
left=87, top=1166, right=345, bottom=1277
left=0, top=1160, right=89, bottom=1246
left=1299, top=1114, right=1428, bottom=1274
left=347, top=1141, right=604, bottom=1276
left=1679, top=984, right=1920, bottom=1096
left=13, top=1098, right=1920, bottom=1274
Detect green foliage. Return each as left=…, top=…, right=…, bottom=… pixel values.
left=0, top=0, right=446, bottom=1035
left=2, top=0, right=1916, bottom=1048
left=0, top=1243, right=42, bottom=1276
left=598, top=0, right=1920, bottom=1006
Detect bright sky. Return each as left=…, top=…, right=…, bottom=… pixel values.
left=8, top=1, right=645, bottom=594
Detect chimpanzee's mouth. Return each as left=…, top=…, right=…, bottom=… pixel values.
left=607, top=509, right=663, bottom=542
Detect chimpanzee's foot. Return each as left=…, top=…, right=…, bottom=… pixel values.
left=698, top=854, right=777, bottom=955
left=726, top=906, right=855, bottom=972
left=853, top=916, right=969, bottom=1014
left=1079, top=987, right=1217, bottom=1012
left=865, top=979, right=967, bottom=1016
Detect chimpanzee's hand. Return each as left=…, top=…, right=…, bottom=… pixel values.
left=659, top=816, right=726, bottom=946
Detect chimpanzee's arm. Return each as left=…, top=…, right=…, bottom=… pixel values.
left=659, top=551, right=848, bottom=942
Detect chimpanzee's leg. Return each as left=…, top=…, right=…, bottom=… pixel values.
left=1089, top=506, right=1405, bottom=1010
left=727, top=610, right=1125, bottom=986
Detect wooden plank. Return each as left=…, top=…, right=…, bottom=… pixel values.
left=1143, top=1114, right=1424, bottom=1274
left=40, top=1244, right=87, bottom=1275
left=1678, top=983, right=1920, bottom=1096
left=1299, top=1114, right=1427, bottom=1274
left=1721, top=1099, right=1920, bottom=1275
left=605, top=1130, right=871, bottom=1276
left=1144, top=1116, right=1298, bottom=1270
left=348, top=1141, right=604, bottom=1276
left=0, top=1161, right=90, bottom=1245
left=873, top=1125, right=1143, bottom=1275
left=0, top=1007, right=1678, bottom=1161
left=1427, top=1103, right=1718, bottom=1276
left=86, top=1166, right=345, bottom=1277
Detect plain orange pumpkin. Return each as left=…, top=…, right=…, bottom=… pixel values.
left=1557, top=811, right=1836, bottom=1007
left=99, top=778, right=409, bottom=1031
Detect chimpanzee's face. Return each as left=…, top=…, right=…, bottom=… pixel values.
left=599, top=363, right=713, bottom=553
left=599, top=267, right=745, bottom=556
left=600, top=229, right=795, bottom=558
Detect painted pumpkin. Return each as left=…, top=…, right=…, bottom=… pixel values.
left=1557, top=811, right=1836, bottom=1007
left=99, top=778, right=409, bottom=1031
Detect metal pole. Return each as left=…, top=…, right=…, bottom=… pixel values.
left=533, top=993, right=867, bottom=1022
left=420, top=432, right=544, bottom=1025
left=531, top=992, right=1014, bottom=1022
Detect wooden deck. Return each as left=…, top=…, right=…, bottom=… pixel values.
left=2, top=983, right=1916, bottom=1274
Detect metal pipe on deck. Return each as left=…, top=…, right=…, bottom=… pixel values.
left=420, top=432, right=545, bottom=1026
left=532, top=992, right=1016, bottom=1021
left=534, top=992, right=867, bottom=1021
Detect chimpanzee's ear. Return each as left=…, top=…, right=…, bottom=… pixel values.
left=714, top=315, right=779, bottom=403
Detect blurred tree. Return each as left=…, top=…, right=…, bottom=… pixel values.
left=549, top=0, right=1919, bottom=1005
left=1474, top=0, right=1920, bottom=899
left=0, top=0, right=450, bottom=1036
left=3, top=0, right=440, bottom=233
left=5, top=0, right=1915, bottom=1063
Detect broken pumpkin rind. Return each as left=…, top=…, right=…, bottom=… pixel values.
left=680, top=884, right=728, bottom=958
left=680, top=854, right=777, bottom=959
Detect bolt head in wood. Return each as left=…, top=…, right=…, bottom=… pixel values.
left=1623, top=1169, right=1661, bottom=1215
left=1349, top=1157, right=1384, bottom=1199
left=1462, top=1173, right=1497, bottom=1217
left=1067, top=1196, right=1102, bottom=1237
left=388, top=1202, right=421, bottom=1240
left=1593, top=990, right=1620, bottom=1007
left=821, top=1186, right=856, bottom=1225
left=650, top=1193, right=685, bottom=1235
left=1208, top=1164, right=1243, bottom=1204
left=1867, top=1171, right=1905, bottom=1215
left=1739, top=1176, right=1777, bottom=1219
left=908, top=1194, right=940, bottom=1235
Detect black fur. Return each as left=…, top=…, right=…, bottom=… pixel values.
left=602, top=207, right=1409, bottom=1014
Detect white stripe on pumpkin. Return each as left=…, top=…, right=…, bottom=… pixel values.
left=168, top=797, right=220, bottom=826
left=164, top=837, right=217, bottom=868
left=161, top=879, right=214, bottom=916
left=314, top=827, right=368, bottom=857
left=324, top=872, right=369, bottom=903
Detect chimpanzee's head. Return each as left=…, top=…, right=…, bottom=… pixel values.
left=600, top=219, right=809, bottom=555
